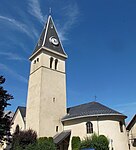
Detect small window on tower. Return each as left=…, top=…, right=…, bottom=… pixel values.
left=53, top=97, right=55, bottom=102
left=55, top=59, right=58, bottom=70
left=56, top=126, right=58, bottom=132
left=37, top=58, right=39, bottom=62
left=50, top=57, right=54, bottom=68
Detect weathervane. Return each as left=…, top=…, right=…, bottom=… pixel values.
left=94, top=95, right=97, bottom=101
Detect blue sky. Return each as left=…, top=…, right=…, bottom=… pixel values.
left=0, top=0, right=136, bottom=122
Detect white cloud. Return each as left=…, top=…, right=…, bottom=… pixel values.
left=0, top=63, right=27, bottom=84
left=115, top=102, right=136, bottom=107
left=28, top=0, right=46, bottom=24
left=27, top=1, right=79, bottom=41
left=0, top=15, right=34, bottom=39
left=58, top=3, right=79, bottom=41
left=0, top=52, right=27, bottom=61
left=63, top=3, right=79, bottom=31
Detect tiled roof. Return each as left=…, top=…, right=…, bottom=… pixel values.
left=11, top=106, right=26, bottom=123
left=32, top=15, right=67, bottom=57
left=53, top=130, right=71, bottom=144
left=62, top=101, right=126, bottom=121
left=18, top=106, right=26, bottom=119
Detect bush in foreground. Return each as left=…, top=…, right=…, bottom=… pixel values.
left=26, top=137, right=56, bottom=150
left=72, top=136, right=81, bottom=150
left=11, top=128, right=37, bottom=150
left=80, top=133, right=109, bottom=150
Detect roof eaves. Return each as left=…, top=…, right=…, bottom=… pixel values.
left=62, top=113, right=127, bottom=122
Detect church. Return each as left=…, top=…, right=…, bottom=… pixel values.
left=11, top=15, right=129, bottom=150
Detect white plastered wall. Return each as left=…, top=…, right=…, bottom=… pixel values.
left=26, top=49, right=67, bottom=137
left=11, top=109, right=25, bottom=134
left=63, top=116, right=129, bottom=150
left=128, top=123, right=136, bottom=150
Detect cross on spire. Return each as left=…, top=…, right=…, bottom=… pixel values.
left=94, top=95, right=97, bottom=101
left=49, top=7, right=52, bottom=15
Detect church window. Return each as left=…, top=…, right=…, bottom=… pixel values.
left=37, top=58, right=39, bottom=62
left=56, top=126, right=58, bottom=132
left=34, top=60, right=36, bottom=64
left=53, top=97, right=55, bottom=102
left=55, top=59, right=58, bottom=70
left=15, top=125, right=20, bottom=134
left=119, top=121, right=123, bottom=132
left=50, top=57, right=54, bottom=68
left=86, top=122, right=93, bottom=134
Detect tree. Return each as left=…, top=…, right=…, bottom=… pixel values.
left=11, top=129, right=37, bottom=150
left=0, top=76, right=13, bottom=145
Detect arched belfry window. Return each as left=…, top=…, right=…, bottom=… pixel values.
left=55, top=59, right=58, bottom=70
left=86, top=122, right=93, bottom=134
left=50, top=57, right=54, bottom=69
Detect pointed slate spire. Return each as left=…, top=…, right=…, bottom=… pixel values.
left=32, top=15, right=67, bottom=57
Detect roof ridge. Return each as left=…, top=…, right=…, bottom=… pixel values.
left=68, top=101, right=99, bottom=109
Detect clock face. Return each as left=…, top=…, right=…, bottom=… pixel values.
left=49, top=36, right=59, bottom=46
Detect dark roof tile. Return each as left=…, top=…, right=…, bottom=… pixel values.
left=17, top=106, right=26, bottom=122
left=53, top=130, right=71, bottom=144
left=32, top=15, right=67, bottom=57
left=62, top=101, right=126, bottom=121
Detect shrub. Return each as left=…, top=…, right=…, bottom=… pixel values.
left=11, top=129, right=37, bottom=150
left=38, top=137, right=48, bottom=144
left=25, top=137, right=56, bottom=150
left=80, top=134, right=109, bottom=150
left=96, top=135, right=109, bottom=150
left=72, top=136, right=81, bottom=150
left=80, top=136, right=93, bottom=149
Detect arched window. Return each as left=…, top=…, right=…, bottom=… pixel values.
left=86, top=122, right=93, bottom=134
left=119, top=121, right=123, bottom=132
left=37, top=58, right=39, bottom=62
left=55, top=59, right=58, bottom=70
left=15, top=124, right=20, bottom=134
left=50, top=57, right=54, bottom=68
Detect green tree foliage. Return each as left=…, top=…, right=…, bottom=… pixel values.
left=25, top=137, right=56, bottom=150
left=80, top=136, right=93, bottom=149
left=12, top=129, right=56, bottom=150
left=96, top=135, right=109, bottom=150
left=72, top=136, right=81, bottom=150
left=0, top=76, right=13, bottom=144
left=80, top=133, right=109, bottom=150
left=11, top=128, right=37, bottom=150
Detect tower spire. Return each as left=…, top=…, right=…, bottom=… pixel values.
left=30, top=15, right=67, bottom=60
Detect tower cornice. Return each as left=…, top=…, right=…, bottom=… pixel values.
left=29, top=46, right=67, bottom=61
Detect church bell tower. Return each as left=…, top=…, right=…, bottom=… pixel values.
left=26, top=15, right=67, bottom=137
